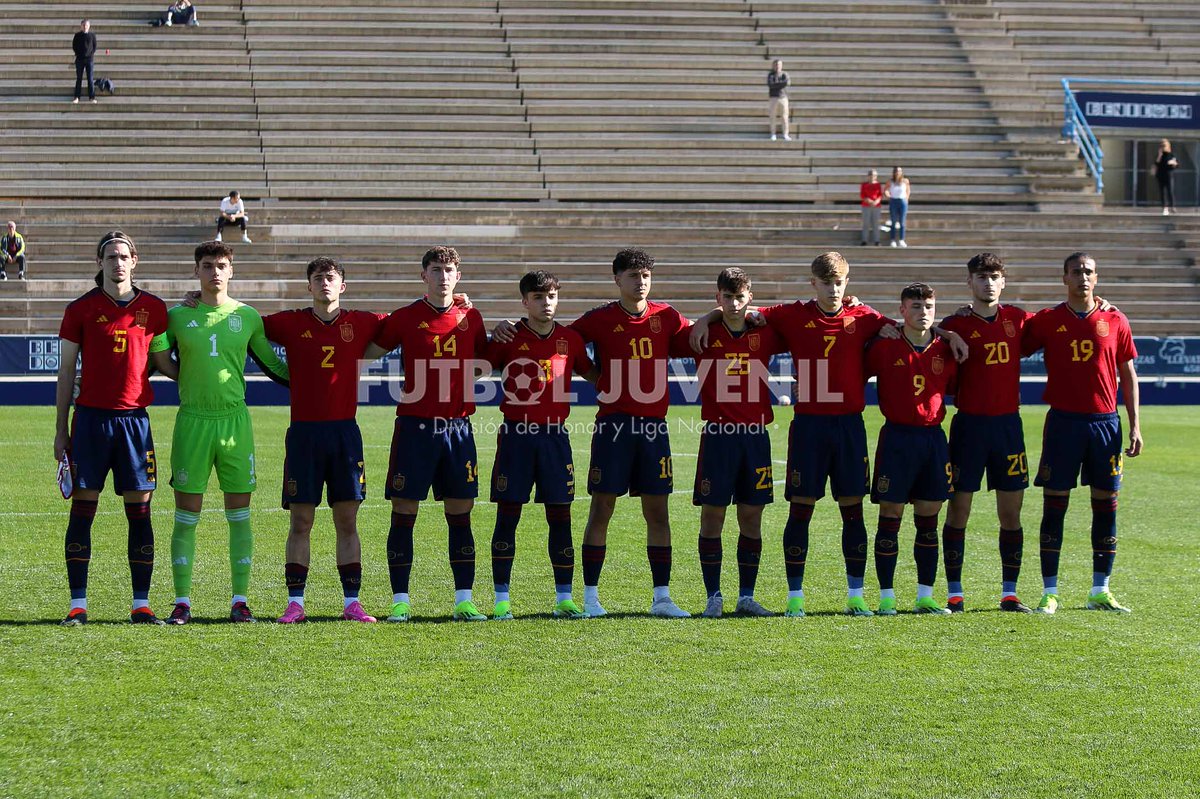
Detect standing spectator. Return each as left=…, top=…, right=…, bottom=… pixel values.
left=72, top=20, right=97, bottom=104
left=887, top=166, right=911, bottom=248
left=860, top=170, right=882, bottom=246
left=216, top=191, right=252, bottom=244
left=1, top=221, right=26, bottom=281
left=767, top=59, right=791, bottom=142
left=1154, top=139, right=1179, bottom=216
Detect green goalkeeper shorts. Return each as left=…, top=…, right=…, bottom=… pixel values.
left=170, top=407, right=258, bottom=494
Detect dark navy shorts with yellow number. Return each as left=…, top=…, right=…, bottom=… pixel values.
left=282, top=419, right=366, bottom=508
left=1034, top=409, right=1123, bottom=492
left=70, top=405, right=157, bottom=494
left=492, top=421, right=575, bottom=505
left=386, top=415, right=479, bottom=501
left=948, top=411, right=1029, bottom=493
left=785, top=412, right=870, bottom=501
left=871, top=422, right=952, bottom=504
left=693, top=423, right=774, bottom=507
left=587, top=413, right=673, bottom=496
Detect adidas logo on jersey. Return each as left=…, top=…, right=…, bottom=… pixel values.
left=613, top=324, right=625, bottom=333
left=301, top=330, right=312, bottom=339
left=970, top=330, right=982, bottom=339
left=186, top=320, right=199, bottom=328
left=894, top=358, right=905, bottom=366
left=712, top=339, right=724, bottom=348
left=95, top=314, right=109, bottom=323
left=1056, top=325, right=1068, bottom=333
left=418, top=321, right=430, bottom=329
left=805, top=321, right=816, bottom=328
left=518, top=343, right=530, bottom=351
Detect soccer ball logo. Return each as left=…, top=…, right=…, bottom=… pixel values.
left=506, top=358, right=547, bottom=405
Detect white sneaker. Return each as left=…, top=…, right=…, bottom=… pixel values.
left=649, top=596, right=691, bottom=618
left=782, top=134, right=792, bottom=141
left=72, top=98, right=79, bottom=104
left=241, top=234, right=252, bottom=244
left=770, top=134, right=777, bottom=141
left=583, top=598, right=607, bottom=618
left=1163, top=208, right=1170, bottom=216
left=890, top=240, right=898, bottom=247
left=899, top=240, right=907, bottom=248
left=214, top=233, right=222, bottom=242
left=735, top=596, right=774, bottom=617
left=701, top=593, right=723, bottom=618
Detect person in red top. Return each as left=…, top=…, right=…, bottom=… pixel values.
left=865, top=282, right=957, bottom=616
left=373, top=246, right=491, bottom=623
left=860, top=169, right=883, bottom=246
left=672, top=268, right=785, bottom=618
left=54, top=230, right=178, bottom=626
left=263, top=257, right=387, bottom=624
left=484, top=270, right=596, bottom=620
left=1021, top=252, right=1142, bottom=615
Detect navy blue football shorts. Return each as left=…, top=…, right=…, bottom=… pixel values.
left=491, top=420, right=575, bottom=505
left=281, top=419, right=366, bottom=508
left=871, top=422, right=952, bottom=504
left=586, top=413, right=673, bottom=496
left=785, top=412, right=870, bottom=501
left=385, top=415, right=479, bottom=501
left=948, top=411, right=1029, bottom=493
left=69, top=405, right=157, bottom=494
left=1034, top=409, right=1123, bottom=492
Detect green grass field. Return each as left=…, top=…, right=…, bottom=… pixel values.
left=1, top=404, right=1197, bottom=798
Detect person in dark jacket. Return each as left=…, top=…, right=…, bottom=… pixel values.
left=1155, top=139, right=1179, bottom=216
left=72, top=19, right=97, bottom=103
left=767, top=59, right=791, bottom=142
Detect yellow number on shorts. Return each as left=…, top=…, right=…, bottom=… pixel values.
left=358, top=461, right=365, bottom=486
left=823, top=335, right=837, bottom=357
left=659, top=456, right=673, bottom=479
left=465, top=460, right=477, bottom=483
left=1006, top=453, right=1028, bottom=476
left=112, top=329, right=127, bottom=354
left=1109, top=454, right=1123, bottom=476
left=432, top=334, right=457, bottom=357
left=913, top=374, right=926, bottom=396
left=321, top=345, right=335, bottom=368
left=755, top=466, right=772, bottom=489
left=145, top=450, right=157, bottom=481
left=945, top=462, right=953, bottom=485
left=1070, top=339, right=1095, bottom=362
left=984, top=342, right=1011, bottom=364
left=725, top=353, right=750, bottom=376
left=629, top=337, right=653, bottom=360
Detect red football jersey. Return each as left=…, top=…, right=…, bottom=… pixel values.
left=486, top=320, right=593, bottom=424
left=570, top=300, right=688, bottom=419
left=264, top=308, right=386, bottom=422
left=1022, top=303, right=1136, bottom=415
left=674, top=321, right=787, bottom=425
left=58, top=287, right=169, bottom=410
left=374, top=298, right=489, bottom=419
left=865, top=335, right=958, bottom=426
left=939, top=305, right=1033, bottom=416
left=760, top=300, right=891, bottom=415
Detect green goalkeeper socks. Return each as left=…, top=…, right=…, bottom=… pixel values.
left=171, top=508, right=201, bottom=601
left=226, top=507, right=253, bottom=598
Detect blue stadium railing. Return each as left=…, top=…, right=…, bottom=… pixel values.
left=1062, top=77, right=1200, bottom=193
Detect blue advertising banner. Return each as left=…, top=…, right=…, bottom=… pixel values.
left=1075, top=90, right=1200, bottom=130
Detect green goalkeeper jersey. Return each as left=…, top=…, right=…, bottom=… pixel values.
left=165, top=299, right=289, bottom=415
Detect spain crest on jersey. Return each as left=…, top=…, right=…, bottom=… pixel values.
left=1003, top=319, right=1016, bottom=338
left=228, top=314, right=243, bottom=333
left=843, top=316, right=857, bottom=334
left=1095, top=318, right=1110, bottom=338
left=340, top=323, right=355, bottom=342
left=748, top=333, right=761, bottom=352
left=556, top=339, right=569, bottom=356
left=649, top=317, right=662, bottom=333
left=457, top=314, right=469, bottom=331
left=134, top=308, right=150, bottom=328
left=932, top=355, right=945, bottom=375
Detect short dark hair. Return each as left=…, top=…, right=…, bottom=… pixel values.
left=194, top=240, right=234, bottom=266
left=716, top=267, right=751, bottom=294
left=229, top=190, right=239, bottom=199
left=900, top=282, right=936, bottom=303
left=422, top=246, right=460, bottom=269
left=95, top=230, right=137, bottom=286
left=612, top=248, right=654, bottom=275
left=967, top=252, right=1005, bottom=276
left=1063, top=251, right=1094, bottom=273
left=307, top=256, right=344, bottom=280
left=519, top=270, right=560, bottom=296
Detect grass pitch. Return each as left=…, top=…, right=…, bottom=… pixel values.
left=0, top=404, right=1197, bottom=798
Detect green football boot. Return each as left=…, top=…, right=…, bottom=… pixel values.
left=877, top=596, right=898, bottom=616
left=914, top=596, right=951, bottom=615
left=493, top=600, right=514, bottom=621
left=1033, top=593, right=1059, bottom=615
left=552, top=599, right=588, bottom=619
left=453, top=600, right=488, bottom=622
left=843, top=596, right=874, bottom=617
left=1085, top=590, right=1131, bottom=613
left=784, top=595, right=806, bottom=618
left=386, top=601, right=411, bottom=623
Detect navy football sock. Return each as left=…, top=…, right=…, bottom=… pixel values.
left=387, top=511, right=416, bottom=594
left=491, top=502, right=521, bottom=591
left=783, top=503, right=813, bottom=592
left=446, top=512, right=476, bottom=592
left=736, top=534, right=762, bottom=597
left=698, top=534, right=722, bottom=597
left=1039, top=495, right=1069, bottom=590
left=914, top=514, right=940, bottom=587
left=874, top=516, right=901, bottom=591
left=65, top=498, right=98, bottom=601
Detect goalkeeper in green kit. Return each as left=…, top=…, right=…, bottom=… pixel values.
left=164, top=241, right=289, bottom=624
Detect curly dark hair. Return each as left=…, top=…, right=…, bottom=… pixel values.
left=612, top=248, right=654, bottom=275
left=422, top=246, right=460, bottom=269
left=966, top=252, right=1005, bottom=276
left=194, top=240, right=234, bottom=266
left=307, top=256, right=344, bottom=280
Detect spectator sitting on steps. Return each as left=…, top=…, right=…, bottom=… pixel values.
left=216, top=191, right=252, bottom=244
left=156, top=0, right=199, bottom=26
left=1, top=221, right=27, bottom=280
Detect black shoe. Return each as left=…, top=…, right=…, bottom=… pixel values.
left=1000, top=597, right=1033, bottom=613
left=0, top=272, right=7, bottom=281
left=18, top=272, right=25, bottom=280
left=130, top=607, right=166, bottom=625
left=230, top=601, right=257, bottom=623
left=165, top=602, right=192, bottom=625
left=60, top=608, right=87, bottom=626
left=947, top=597, right=965, bottom=613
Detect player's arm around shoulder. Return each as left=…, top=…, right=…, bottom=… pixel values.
left=244, top=306, right=289, bottom=385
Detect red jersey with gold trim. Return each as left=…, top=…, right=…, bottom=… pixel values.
left=374, top=298, right=489, bottom=419
left=760, top=300, right=891, bottom=415
left=264, top=307, right=385, bottom=422
left=486, top=320, right=593, bottom=424
left=570, top=300, right=688, bottom=419
left=1022, top=303, right=1136, bottom=414
left=674, top=321, right=787, bottom=425
left=939, top=304, right=1032, bottom=416
left=865, top=335, right=958, bottom=426
left=58, top=287, right=169, bottom=410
